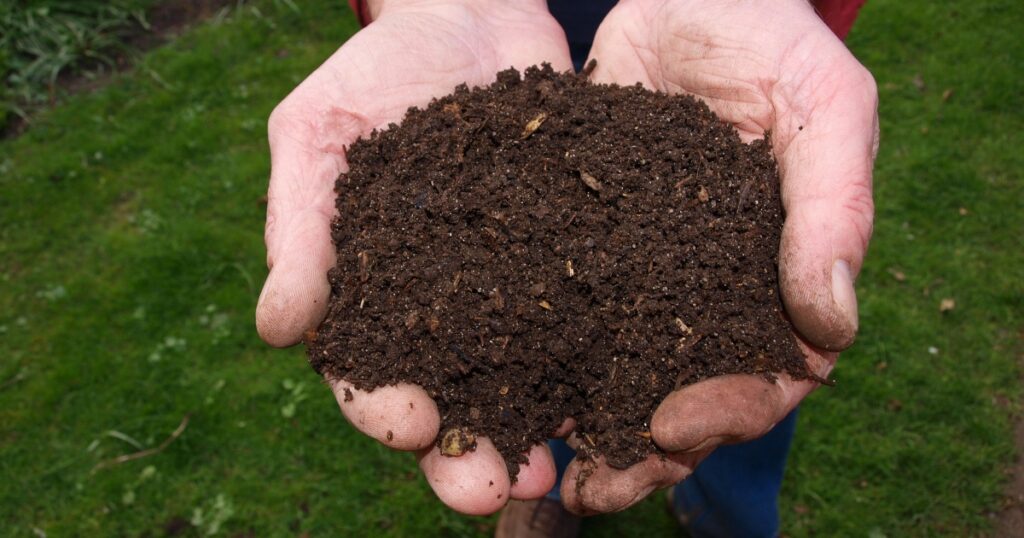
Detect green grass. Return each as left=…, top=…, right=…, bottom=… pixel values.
left=0, top=0, right=1020, bottom=536
left=1, top=0, right=157, bottom=126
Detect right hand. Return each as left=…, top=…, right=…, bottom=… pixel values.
left=554, top=0, right=878, bottom=515
left=255, top=0, right=572, bottom=515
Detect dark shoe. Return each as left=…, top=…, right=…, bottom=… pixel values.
left=495, top=498, right=581, bottom=538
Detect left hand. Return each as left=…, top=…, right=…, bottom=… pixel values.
left=559, top=0, right=878, bottom=514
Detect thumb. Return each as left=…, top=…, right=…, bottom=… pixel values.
left=777, top=58, right=878, bottom=351
left=256, top=104, right=369, bottom=347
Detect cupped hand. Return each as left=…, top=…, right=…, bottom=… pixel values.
left=559, top=0, right=878, bottom=514
left=255, top=0, right=572, bottom=515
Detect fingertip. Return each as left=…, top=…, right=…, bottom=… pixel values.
left=256, top=267, right=329, bottom=347
left=332, top=380, right=440, bottom=450
left=418, top=437, right=511, bottom=515
left=552, top=417, right=576, bottom=438
left=510, top=443, right=556, bottom=500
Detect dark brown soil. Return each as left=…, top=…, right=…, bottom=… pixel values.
left=307, top=64, right=810, bottom=479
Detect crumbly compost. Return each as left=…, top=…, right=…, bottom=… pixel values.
left=307, top=64, right=809, bottom=479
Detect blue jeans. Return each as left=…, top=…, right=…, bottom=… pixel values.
left=547, top=0, right=619, bottom=71
left=547, top=410, right=799, bottom=538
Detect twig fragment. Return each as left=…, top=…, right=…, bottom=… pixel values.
left=579, top=170, right=602, bottom=192
left=580, top=59, right=598, bottom=78
left=91, top=414, right=191, bottom=473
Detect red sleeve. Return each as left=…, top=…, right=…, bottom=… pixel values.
left=810, top=0, right=866, bottom=39
left=349, top=0, right=371, bottom=27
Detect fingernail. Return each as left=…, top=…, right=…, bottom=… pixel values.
left=831, top=260, right=859, bottom=335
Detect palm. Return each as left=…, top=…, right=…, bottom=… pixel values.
left=262, top=6, right=572, bottom=312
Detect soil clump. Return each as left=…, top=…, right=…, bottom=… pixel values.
left=307, top=64, right=810, bottom=479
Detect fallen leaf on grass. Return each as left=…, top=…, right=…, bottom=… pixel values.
left=940, top=298, right=956, bottom=312
left=912, top=73, right=926, bottom=91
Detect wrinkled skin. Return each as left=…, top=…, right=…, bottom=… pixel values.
left=256, top=0, right=877, bottom=517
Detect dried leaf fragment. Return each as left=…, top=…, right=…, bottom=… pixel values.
left=939, top=298, right=955, bottom=313
left=521, top=112, right=548, bottom=139
left=579, top=170, right=602, bottom=192
left=912, top=73, right=925, bottom=91
left=440, top=427, right=477, bottom=457
left=538, top=300, right=553, bottom=311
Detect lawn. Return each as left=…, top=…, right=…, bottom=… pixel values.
left=0, top=0, right=1021, bottom=536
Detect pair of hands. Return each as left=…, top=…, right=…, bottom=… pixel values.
left=256, top=0, right=878, bottom=516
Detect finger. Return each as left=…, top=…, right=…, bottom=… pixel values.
left=255, top=208, right=335, bottom=347
left=559, top=452, right=702, bottom=515
left=552, top=417, right=576, bottom=438
left=510, top=443, right=557, bottom=500
left=255, top=102, right=371, bottom=347
left=651, top=344, right=836, bottom=453
left=583, top=1, right=658, bottom=88
left=418, top=437, right=511, bottom=515
left=776, top=52, right=878, bottom=351
left=330, top=379, right=440, bottom=451
left=651, top=375, right=787, bottom=453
